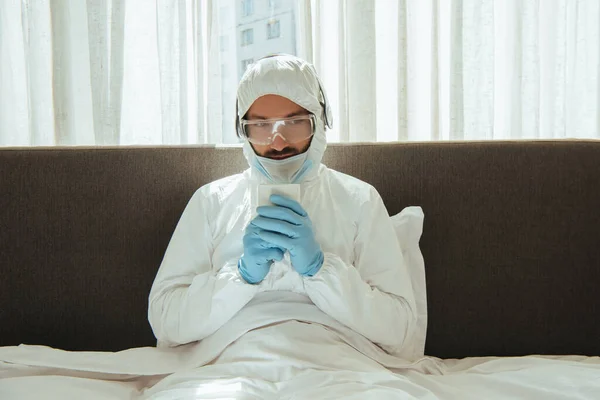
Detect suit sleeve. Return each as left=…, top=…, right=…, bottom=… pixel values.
left=303, top=187, right=418, bottom=356
left=148, top=189, right=259, bottom=347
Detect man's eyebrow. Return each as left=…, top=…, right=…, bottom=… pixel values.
left=247, top=111, right=308, bottom=120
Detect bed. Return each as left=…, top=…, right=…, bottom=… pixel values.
left=1, top=141, right=599, bottom=398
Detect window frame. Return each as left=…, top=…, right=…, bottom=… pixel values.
left=242, top=0, right=254, bottom=17
left=241, top=28, right=254, bottom=47
left=267, top=19, right=281, bottom=40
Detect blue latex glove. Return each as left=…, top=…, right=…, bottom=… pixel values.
left=251, top=194, right=324, bottom=277
left=238, top=223, right=285, bottom=284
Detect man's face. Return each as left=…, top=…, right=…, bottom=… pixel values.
left=244, top=95, right=313, bottom=159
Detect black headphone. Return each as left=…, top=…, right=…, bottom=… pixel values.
left=235, top=54, right=333, bottom=139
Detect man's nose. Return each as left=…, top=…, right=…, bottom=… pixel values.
left=269, top=133, right=288, bottom=152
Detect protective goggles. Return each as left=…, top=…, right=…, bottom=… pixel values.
left=240, top=114, right=316, bottom=146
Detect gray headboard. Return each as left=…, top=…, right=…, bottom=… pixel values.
left=1, top=140, right=599, bottom=358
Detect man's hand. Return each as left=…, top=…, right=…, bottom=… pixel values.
left=251, top=194, right=324, bottom=277
left=239, top=223, right=285, bottom=284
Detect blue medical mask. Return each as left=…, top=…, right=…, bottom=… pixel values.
left=253, top=152, right=314, bottom=184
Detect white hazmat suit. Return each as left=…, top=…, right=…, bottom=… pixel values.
left=147, top=55, right=419, bottom=370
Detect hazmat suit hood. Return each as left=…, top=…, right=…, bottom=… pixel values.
left=236, top=54, right=333, bottom=184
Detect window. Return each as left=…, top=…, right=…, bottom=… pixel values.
left=267, top=20, right=280, bottom=40
left=221, top=64, right=228, bottom=79
left=268, top=0, right=280, bottom=9
left=241, top=28, right=254, bottom=46
left=219, top=35, right=228, bottom=52
left=241, top=58, right=254, bottom=75
left=242, top=0, right=254, bottom=17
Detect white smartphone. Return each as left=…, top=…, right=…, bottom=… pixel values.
left=257, top=184, right=301, bottom=207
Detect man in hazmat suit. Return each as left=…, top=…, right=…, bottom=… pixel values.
left=147, top=55, right=419, bottom=379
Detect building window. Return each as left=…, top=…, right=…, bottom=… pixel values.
left=241, top=28, right=254, bottom=46
left=267, top=19, right=280, bottom=40
left=269, top=0, right=280, bottom=9
left=241, top=58, right=254, bottom=75
left=221, top=64, right=228, bottom=78
left=242, top=0, right=254, bottom=17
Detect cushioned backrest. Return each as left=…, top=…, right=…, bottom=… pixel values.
left=1, top=141, right=599, bottom=358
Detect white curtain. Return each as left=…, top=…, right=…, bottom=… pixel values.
left=1, top=0, right=599, bottom=146
left=309, top=0, right=600, bottom=142
left=0, top=0, right=216, bottom=146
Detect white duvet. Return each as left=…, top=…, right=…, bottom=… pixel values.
left=2, top=299, right=599, bottom=400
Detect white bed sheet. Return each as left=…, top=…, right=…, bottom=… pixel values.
left=3, top=357, right=598, bottom=400
left=2, top=320, right=599, bottom=399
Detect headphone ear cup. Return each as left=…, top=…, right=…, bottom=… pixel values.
left=320, top=101, right=328, bottom=129
left=313, top=68, right=333, bottom=129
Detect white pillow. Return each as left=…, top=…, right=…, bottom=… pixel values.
left=390, top=206, right=427, bottom=361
